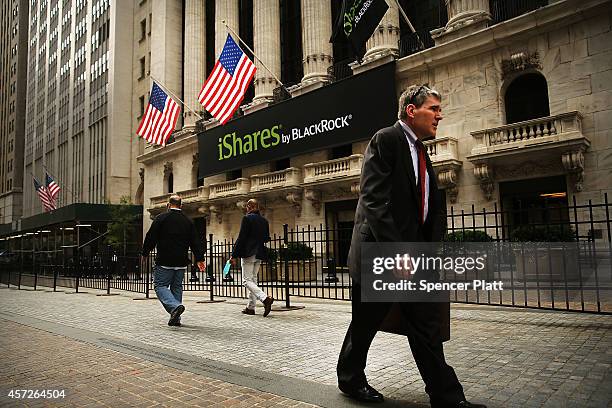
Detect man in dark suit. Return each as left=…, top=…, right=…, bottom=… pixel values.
left=230, top=198, right=274, bottom=317
left=142, top=195, right=206, bottom=327
left=337, top=86, right=485, bottom=408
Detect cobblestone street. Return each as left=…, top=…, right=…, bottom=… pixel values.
left=0, top=286, right=610, bottom=407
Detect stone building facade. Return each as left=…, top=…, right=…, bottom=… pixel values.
left=139, top=0, right=612, bottom=253
left=0, top=0, right=28, bottom=224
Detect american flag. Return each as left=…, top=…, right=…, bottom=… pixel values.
left=45, top=172, right=61, bottom=199
left=198, top=34, right=256, bottom=124
left=33, top=177, right=56, bottom=212
left=136, top=82, right=181, bottom=146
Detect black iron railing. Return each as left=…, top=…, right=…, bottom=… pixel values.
left=398, top=30, right=435, bottom=58
left=489, top=0, right=548, bottom=25
left=2, top=194, right=610, bottom=314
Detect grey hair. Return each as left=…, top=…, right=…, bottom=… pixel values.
left=398, top=85, right=442, bottom=120
left=168, top=194, right=182, bottom=207
left=246, top=198, right=259, bottom=210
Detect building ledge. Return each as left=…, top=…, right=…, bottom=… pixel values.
left=466, top=111, right=591, bottom=198
left=303, top=154, right=363, bottom=186
left=396, top=0, right=609, bottom=77
left=424, top=137, right=463, bottom=203
left=137, top=130, right=198, bottom=165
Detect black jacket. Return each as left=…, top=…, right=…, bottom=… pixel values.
left=348, top=121, right=450, bottom=343
left=348, top=121, right=446, bottom=283
left=231, top=211, right=270, bottom=260
left=142, top=209, right=205, bottom=267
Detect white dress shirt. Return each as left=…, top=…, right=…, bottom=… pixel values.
left=399, top=120, right=429, bottom=222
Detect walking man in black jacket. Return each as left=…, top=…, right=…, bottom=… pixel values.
left=230, top=199, right=274, bottom=316
left=142, top=195, right=206, bottom=326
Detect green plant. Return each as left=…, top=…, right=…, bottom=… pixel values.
left=266, top=248, right=278, bottom=263
left=105, top=196, right=137, bottom=253
left=444, top=230, right=494, bottom=242
left=509, top=225, right=576, bottom=242
left=279, top=242, right=314, bottom=261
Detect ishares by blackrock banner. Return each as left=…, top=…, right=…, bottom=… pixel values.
left=360, top=242, right=599, bottom=303
left=197, top=62, right=397, bottom=178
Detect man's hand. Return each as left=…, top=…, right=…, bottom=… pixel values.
left=392, top=256, right=415, bottom=280
left=230, top=257, right=237, bottom=266
left=197, top=261, right=206, bottom=272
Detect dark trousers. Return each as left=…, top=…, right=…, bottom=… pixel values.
left=337, top=282, right=465, bottom=407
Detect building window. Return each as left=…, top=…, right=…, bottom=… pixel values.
left=205, top=0, right=215, bottom=77
left=239, top=0, right=254, bottom=104
left=226, top=169, right=242, bottom=181
left=274, top=158, right=290, bottom=171
left=140, top=19, right=146, bottom=41
left=397, top=0, right=446, bottom=57
left=500, top=175, right=569, bottom=239
left=331, top=144, right=352, bottom=159
left=504, top=73, right=550, bottom=124
left=167, top=172, right=173, bottom=193
left=139, top=95, right=145, bottom=117
left=139, top=57, right=146, bottom=79
left=280, top=0, right=303, bottom=86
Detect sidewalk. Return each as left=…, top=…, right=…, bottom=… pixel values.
left=0, top=286, right=610, bottom=407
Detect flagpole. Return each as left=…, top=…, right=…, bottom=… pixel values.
left=41, top=165, right=80, bottom=204
left=149, top=75, right=204, bottom=120
left=221, top=20, right=291, bottom=97
left=393, top=0, right=425, bottom=50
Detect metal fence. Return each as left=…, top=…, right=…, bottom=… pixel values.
left=2, top=195, right=610, bottom=314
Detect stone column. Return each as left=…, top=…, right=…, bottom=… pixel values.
left=215, top=0, right=239, bottom=59
left=183, top=0, right=205, bottom=128
left=252, top=0, right=280, bottom=106
left=431, top=0, right=491, bottom=45
left=300, top=0, right=332, bottom=86
left=150, top=0, right=183, bottom=129
left=363, top=2, right=400, bottom=62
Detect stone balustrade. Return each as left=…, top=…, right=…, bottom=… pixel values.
left=250, top=167, right=302, bottom=192
left=208, top=178, right=251, bottom=200
left=471, top=111, right=583, bottom=154
left=180, top=186, right=209, bottom=202
left=424, top=136, right=460, bottom=165
left=150, top=193, right=172, bottom=208
left=303, top=154, right=363, bottom=184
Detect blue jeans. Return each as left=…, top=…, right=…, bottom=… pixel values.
left=154, top=265, right=185, bottom=317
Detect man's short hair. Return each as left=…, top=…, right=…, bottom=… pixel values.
left=168, top=195, right=182, bottom=207
left=246, top=198, right=259, bottom=210
left=398, top=85, right=442, bottom=120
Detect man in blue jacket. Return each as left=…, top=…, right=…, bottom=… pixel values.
left=230, top=198, right=274, bottom=317
left=142, top=195, right=206, bottom=326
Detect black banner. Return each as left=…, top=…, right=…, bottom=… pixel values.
left=198, top=62, right=397, bottom=178
left=331, top=0, right=389, bottom=60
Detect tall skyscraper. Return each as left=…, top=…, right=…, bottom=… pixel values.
left=0, top=0, right=28, bottom=224
left=22, top=0, right=139, bottom=217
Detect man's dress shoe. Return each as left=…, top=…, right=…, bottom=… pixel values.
left=339, top=383, right=384, bottom=403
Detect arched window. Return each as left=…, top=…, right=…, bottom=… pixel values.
left=504, top=73, right=550, bottom=124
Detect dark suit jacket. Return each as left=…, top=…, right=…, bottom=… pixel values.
left=142, top=209, right=205, bottom=267
left=231, top=211, right=271, bottom=260
left=348, top=121, right=450, bottom=340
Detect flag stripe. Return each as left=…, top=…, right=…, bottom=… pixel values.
left=212, top=56, right=252, bottom=115
left=216, top=57, right=256, bottom=123
left=136, top=82, right=181, bottom=147
left=198, top=34, right=256, bottom=124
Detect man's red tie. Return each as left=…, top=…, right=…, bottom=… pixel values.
left=416, top=140, right=427, bottom=224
